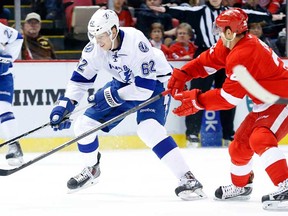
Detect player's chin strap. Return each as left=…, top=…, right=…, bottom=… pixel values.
left=109, top=28, right=119, bottom=50
left=221, top=32, right=236, bottom=48
left=0, top=90, right=170, bottom=176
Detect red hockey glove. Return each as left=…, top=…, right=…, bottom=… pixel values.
left=173, top=89, right=204, bottom=116
left=168, top=68, right=191, bottom=97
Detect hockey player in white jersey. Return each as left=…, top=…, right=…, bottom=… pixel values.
left=0, top=22, right=24, bottom=166
left=49, top=9, right=205, bottom=200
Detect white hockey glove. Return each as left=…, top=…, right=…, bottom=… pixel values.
left=88, top=86, right=124, bottom=111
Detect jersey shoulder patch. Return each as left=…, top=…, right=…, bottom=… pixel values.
left=138, top=41, right=149, bottom=53
left=84, top=42, right=94, bottom=53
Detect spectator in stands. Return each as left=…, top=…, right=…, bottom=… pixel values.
left=149, top=22, right=171, bottom=58
left=163, top=0, right=200, bottom=6
left=0, top=1, right=11, bottom=21
left=114, top=0, right=135, bottom=27
left=127, top=0, right=143, bottom=8
left=258, top=0, right=284, bottom=14
left=21, top=12, right=57, bottom=60
left=222, top=0, right=242, bottom=7
left=0, top=19, right=8, bottom=25
left=95, top=0, right=108, bottom=7
left=275, top=27, right=286, bottom=57
left=242, top=0, right=286, bottom=38
left=248, top=20, right=281, bottom=56
left=169, top=22, right=197, bottom=60
left=135, top=0, right=173, bottom=38
left=31, top=0, right=63, bottom=20
left=162, top=0, right=180, bottom=4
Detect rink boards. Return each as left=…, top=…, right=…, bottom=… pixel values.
left=0, top=59, right=287, bottom=152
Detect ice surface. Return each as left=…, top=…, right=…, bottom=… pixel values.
left=0, top=147, right=287, bottom=216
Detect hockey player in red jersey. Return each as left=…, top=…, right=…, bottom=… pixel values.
left=168, top=8, right=288, bottom=210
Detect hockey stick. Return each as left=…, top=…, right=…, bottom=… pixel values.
left=0, top=90, right=170, bottom=176
left=0, top=103, right=93, bottom=148
left=233, top=65, right=288, bottom=104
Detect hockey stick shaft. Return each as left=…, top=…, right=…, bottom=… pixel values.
left=0, top=90, right=170, bottom=176
left=0, top=103, right=93, bottom=148
left=233, top=65, right=288, bottom=104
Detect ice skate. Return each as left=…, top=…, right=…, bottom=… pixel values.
left=223, top=139, right=231, bottom=147
left=186, top=135, right=200, bottom=148
left=214, top=172, right=254, bottom=201
left=67, top=152, right=101, bottom=193
left=175, top=171, right=207, bottom=200
left=5, top=141, right=24, bottom=166
left=262, top=178, right=288, bottom=211
left=222, top=135, right=234, bottom=147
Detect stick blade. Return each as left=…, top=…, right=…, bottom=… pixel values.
left=0, top=168, right=16, bottom=176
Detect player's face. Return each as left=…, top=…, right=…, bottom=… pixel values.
left=95, top=32, right=112, bottom=51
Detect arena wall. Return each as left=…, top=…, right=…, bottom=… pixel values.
left=1, top=60, right=287, bottom=152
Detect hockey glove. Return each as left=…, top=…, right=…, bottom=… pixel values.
left=87, top=86, right=124, bottom=111
left=0, top=54, right=12, bottom=75
left=167, top=68, right=191, bottom=97
left=49, top=96, right=76, bottom=131
left=173, top=89, right=204, bottom=116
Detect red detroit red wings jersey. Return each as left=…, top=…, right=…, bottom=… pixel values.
left=181, top=34, right=288, bottom=110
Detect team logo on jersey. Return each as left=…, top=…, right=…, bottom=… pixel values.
left=109, top=64, right=132, bottom=83
left=138, top=42, right=149, bottom=53
left=84, top=42, right=94, bottom=52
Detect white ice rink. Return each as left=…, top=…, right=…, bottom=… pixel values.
left=0, top=146, right=288, bottom=216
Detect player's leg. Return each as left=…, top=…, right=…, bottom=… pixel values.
left=66, top=80, right=128, bottom=191
left=66, top=114, right=102, bottom=192
left=66, top=90, right=137, bottom=192
left=136, top=84, right=206, bottom=200
left=250, top=105, right=288, bottom=210
left=214, top=112, right=255, bottom=201
left=0, top=74, right=23, bottom=166
left=251, top=127, right=288, bottom=210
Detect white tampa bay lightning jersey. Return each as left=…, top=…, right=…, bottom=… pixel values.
left=65, top=27, right=172, bottom=102
left=0, top=23, right=23, bottom=62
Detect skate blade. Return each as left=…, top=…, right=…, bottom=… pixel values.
left=178, top=188, right=207, bottom=201
left=214, top=195, right=251, bottom=201
left=263, top=200, right=288, bottom=211
left=67, top=178, right=100, bottom=194
left=7, top=157, right=24, bottom=167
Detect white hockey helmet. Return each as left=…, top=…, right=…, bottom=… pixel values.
left=87, top=9, right=119, bottom=42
